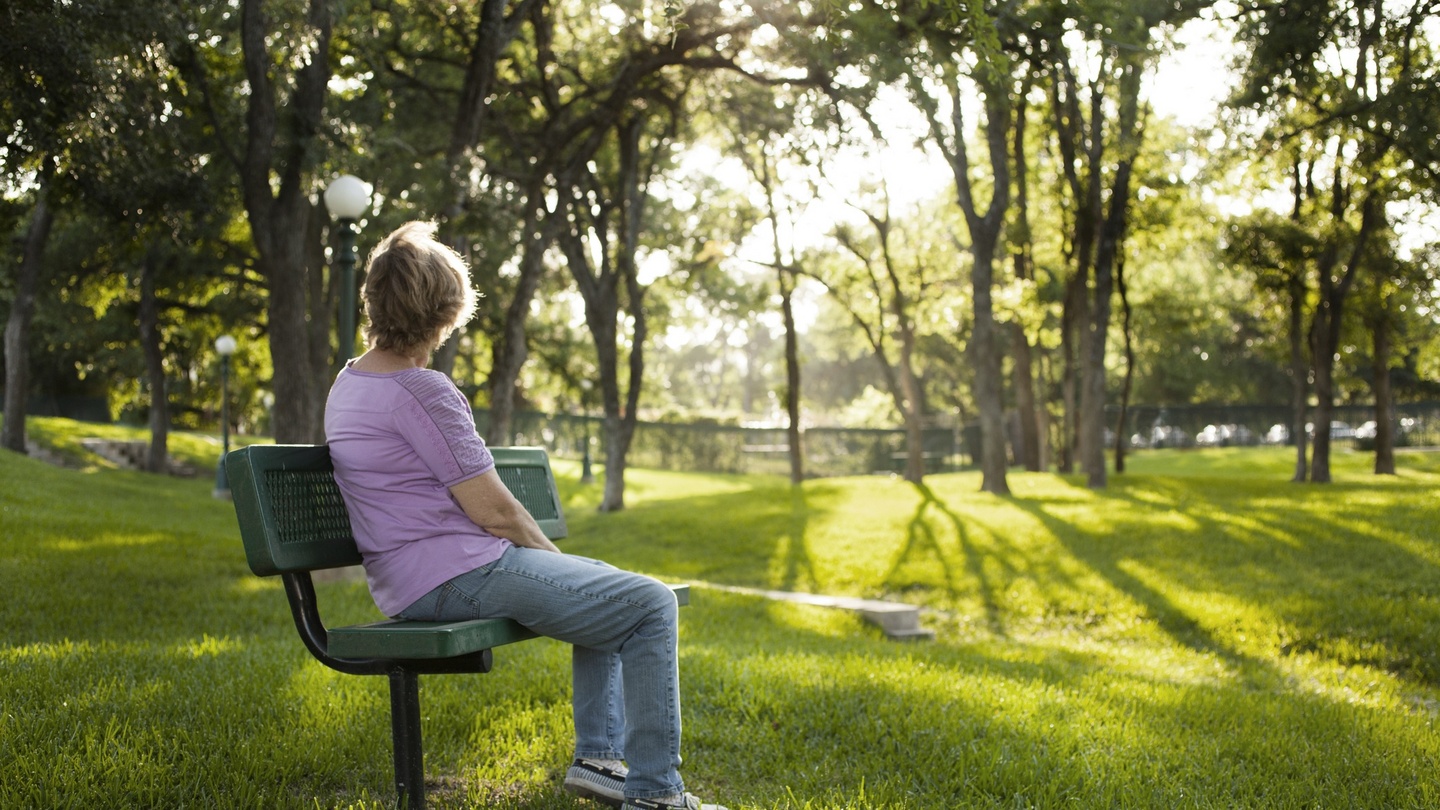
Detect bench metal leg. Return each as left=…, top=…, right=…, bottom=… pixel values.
left=389, top=669, right=425, bottom=810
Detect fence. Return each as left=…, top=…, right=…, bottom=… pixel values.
left=1113, top=402, right=1440, bottom=449
left=474, top=410, right=962, bottom=478
left=480, top=402, right=1440, bottom=478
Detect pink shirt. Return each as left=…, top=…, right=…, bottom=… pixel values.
left=324, top=365, right=512, bottom=616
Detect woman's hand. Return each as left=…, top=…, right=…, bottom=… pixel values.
left=449, top=470, right=562, bottom=553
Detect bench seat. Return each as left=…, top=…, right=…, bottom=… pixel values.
left=329, top=585, right=690, bottom=659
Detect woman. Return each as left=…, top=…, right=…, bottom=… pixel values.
left=324, top=221, right=725, bottom=810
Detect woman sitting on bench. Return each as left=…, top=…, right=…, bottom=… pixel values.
left=323, top=221, right=725, bottom=810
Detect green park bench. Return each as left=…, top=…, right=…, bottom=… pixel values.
left=225, top=443, right=688, bottom=809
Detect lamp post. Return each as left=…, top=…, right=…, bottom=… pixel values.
left=580, top=379, right=594, bottom=484
left=323, top=174, right=372, bottom=366
left=212, top=334, right=237, bottom=500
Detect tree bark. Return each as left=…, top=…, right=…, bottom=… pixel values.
left=139, top=246, right=169, bottom=473
left=920, top=54, right=1012, bottom=494
left=1310, top=190, right=1380, bottom=483
left=780, top=267, right=805, bottom=484
left=1079, top=56, right=1141, bottom=490
left=487, top=185, right=555, bottom=445
left=1009, top=78, right=1041, bottom=472
left=2, top=188, right=54, bottom=454
left=1114, top=254, right=1134, bottom=474
left=1371, top=308, right=1395, bottom=475
left=238, top=0, right=332, bottom=444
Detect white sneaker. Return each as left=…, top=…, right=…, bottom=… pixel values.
left=563, top=758, right=628, bottom=807
left=621, top=793, right=727, bottom=810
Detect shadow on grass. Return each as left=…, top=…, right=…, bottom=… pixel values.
left=681, top=589, right=1438, bottom=810
left=559, top=477, right=834, bottom=594
left=1009, top=491, right=1265, bottom=674
left=886, top=481, right=1007, bottom=637
left=1010, top=473, right=1440, bottom=686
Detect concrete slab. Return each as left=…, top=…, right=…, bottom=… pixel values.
left=705, top=584, right=934, bottom=641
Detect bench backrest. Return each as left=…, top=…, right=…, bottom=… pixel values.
left=226, top=444, right=567, bottom=578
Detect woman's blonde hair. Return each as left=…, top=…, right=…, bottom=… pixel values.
left=361, top=221, right=478, bottom=357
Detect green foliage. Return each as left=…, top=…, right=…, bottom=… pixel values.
left=4, top=421, right=1440, bottom=807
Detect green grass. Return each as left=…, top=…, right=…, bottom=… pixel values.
left=3, top=422, right=1439, bottom=808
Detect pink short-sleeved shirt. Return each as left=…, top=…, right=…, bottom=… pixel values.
left=324, top=364, right=512, bottom=616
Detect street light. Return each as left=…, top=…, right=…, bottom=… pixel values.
left=212, top=334, right=238, bottom=500
left=323, top=174, right=372, bottom=366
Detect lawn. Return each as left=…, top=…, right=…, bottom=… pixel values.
left=2, top=420, right=1439, bottom=808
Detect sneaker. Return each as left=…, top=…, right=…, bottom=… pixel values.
left=564, top=758, right=628, bottom=807
left=621, top=794, right=727, bottom=810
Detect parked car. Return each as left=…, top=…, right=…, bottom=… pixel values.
left=1150, top=425, right=1193, bottom=448
left=1196, top=424, right=1259, bottom=447
left=1264, top=423, right=1291, bottom=445
left=1196, top=425, right=1225, bottom=446
left=1306, top=421, right=1355, bottom=440
left=1353, top=418, right=1417, bottom=449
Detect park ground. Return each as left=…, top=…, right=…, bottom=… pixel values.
left=2, top=417, right=1439, bottom=808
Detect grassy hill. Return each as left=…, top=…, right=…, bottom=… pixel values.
left=3, top=419, right=1439, bottom=808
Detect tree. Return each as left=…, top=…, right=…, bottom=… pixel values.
left=171, top=0, right=341, bottom=443
left=902, top=0, right=1016, bottom=493
left=804, top=187, right=955, bottom=484
left=556, top=112, right=669, bottom=511
left=725, top=83, right=814, bottom=484
left=1, top=0, right=134, bottom=452
left=1233, top=0, right=1440, bottom=482
left=1037, top=0, right=1208, bottom=487
left=1223, top=205, right=1316, bottom=481
left=364, top=0, right=546, bottom=381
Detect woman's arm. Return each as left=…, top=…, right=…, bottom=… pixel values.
left=449, top=470, right=562, bottom=553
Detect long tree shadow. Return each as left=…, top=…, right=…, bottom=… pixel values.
left=1094, top=475, right=1440, bottom=685
left=1007, top=488, right=1270, bottom=678
left=885, top=481, right=1007, bottom=637
left=777, top=484, right=818, bottom=592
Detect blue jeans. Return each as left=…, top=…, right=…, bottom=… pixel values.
left=396, top=546, right=685, bottom=799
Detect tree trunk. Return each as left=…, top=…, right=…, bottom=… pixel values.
left=560, top=116, right=654, bottom=513
left=608, top=118, right=650, bottom=513
left=1009, top=73, right=1042, bottom=473
left=139, top=247, right=169, bottom=473
left=487, top=190, right=553, bottom=445
left=1036, top=351, right=1054, bottom=471
left=1310, top=191, right=1380, bottom=483
left=437, top=0, right=541, bottom=382
left=1372, top=312, right=1395, bottom=475
left=305, top=206, right=332, bottom=434
left=1290, top=164, right=1313, bottom=478
left=1010, top=324, right=1039, bottom=471
left=935, top=64, right=1012, bottom=494
left=263, top=208, right=325, bottom=443
left=780, top=268, right=804, bottom=484
left=1309, top=315, right=1335, bottom=483
left=971, top=236, right=1010, bottom=493
left=2, top=189, right=54, bottom=454
left=239, top=0, right=332, bottom=444
left=1114, top=255, right=1134, bottom=474
left=1080, top=57, right=1141, bottom=489
left=1058, top=276, right=1083, bottom=473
